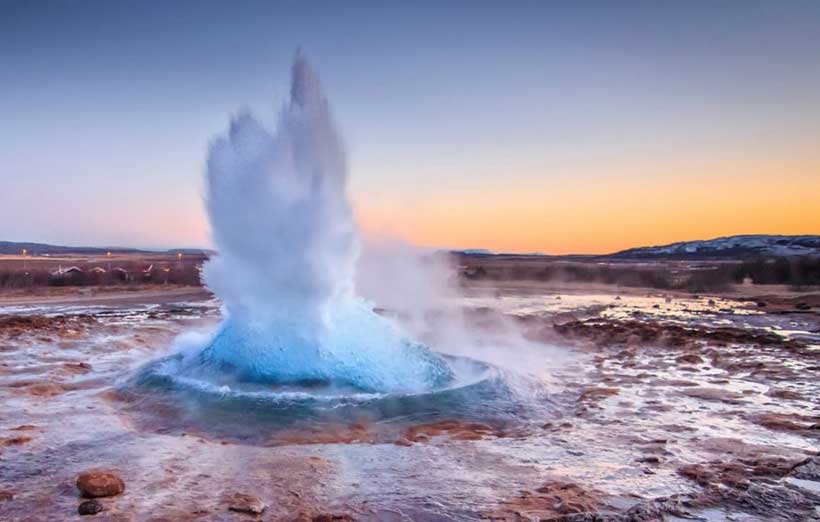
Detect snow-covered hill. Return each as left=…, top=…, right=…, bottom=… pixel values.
left=610, top=235, right=820, bottom=260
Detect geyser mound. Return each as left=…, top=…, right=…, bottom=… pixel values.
left=182, top=54, right=453, bottom=393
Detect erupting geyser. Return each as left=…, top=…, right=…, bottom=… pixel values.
left=188, top=54, right=453, bottom=393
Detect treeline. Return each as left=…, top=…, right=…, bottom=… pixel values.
left=461, top=256, right=820, bottom=292
left=732, top=257, right=820, bottom=287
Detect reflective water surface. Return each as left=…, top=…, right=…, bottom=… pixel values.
left=1, top=287, right=818, bottom=521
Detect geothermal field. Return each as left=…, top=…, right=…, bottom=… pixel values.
left=2, top=59, right=819, bottom=522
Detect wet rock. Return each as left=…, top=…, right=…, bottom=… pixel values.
left=78, top=499, right=104, bottom=515
left=24, top=382, right=68, bottom=397
left=678, top=438, right=809, bottom=491
left=540, top=514, right=605, bottom=521
left=675, top=353, right=703, bottom=365
left=675, top=448, right=820, bottom=520
left=578, top=387, right=619, bottom=402
left=9, top=424, right=38, bottom=431
left=403, top=420, right=500, bottom=443
left=287, top=514, right=355, bottom=522
left=275, top=421, right=373, bottom=445
left=64, top=361, right=93, bottom=374
left=636, top=456, right=661, bottom=465
left=620, top=495, right=697, bottom=521
left=0, top=489, right=14, bottom=501
left=678, top=463, right=742, bottom=488
left=554, top=318, right=803, bottom=351
left=681, top=387, right=744, bottom=404
left=765, top=387, right=803, bottom=400
left=486, top=480, right=604, bottom=521
left=76, top=470, right=125, bottom=498
left=227, top=492, right=266, bottom=515
left=648, top=378, right=698, bottom=387
left=0, top=435, right=32, bottom=446
left=751, top=412, right=820, bottom=434
left=312, top=514, right=354, bottom=522
left=723, top=481, right=820, bottom=521
left=0, top=314, right=96, bottom=337
left=790, top=456, right=820, bottom=481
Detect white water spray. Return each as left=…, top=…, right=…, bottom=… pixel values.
left=195, top=54, right=452, bottom=392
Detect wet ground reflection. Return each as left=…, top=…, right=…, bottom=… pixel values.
left=0, top=288, right=818, bottom=521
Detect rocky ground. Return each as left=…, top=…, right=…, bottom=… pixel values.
left=0, top=285, right=818, bottom=521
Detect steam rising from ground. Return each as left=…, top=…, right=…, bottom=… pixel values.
left=193, top=55, right=452, bottom=392
left=356, top=239, right=570, bottom=390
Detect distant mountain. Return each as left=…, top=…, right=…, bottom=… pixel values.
left=455, top=248, right=495, bottom=255
left=610, top=235, right=820, bottom=260
left=0, top=241, right=211, bottom=256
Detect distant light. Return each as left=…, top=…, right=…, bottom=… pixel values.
left=21, top=248, right=27, bottom=256
left=107, top=251, right=112, bottom=257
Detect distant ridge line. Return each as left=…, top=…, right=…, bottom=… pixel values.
left=453, top=234, right=820, bottom=260
left=0, top=240, right=213, bottom=256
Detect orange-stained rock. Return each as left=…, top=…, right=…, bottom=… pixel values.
left=76, top=470, right=125, bottom=498
left=226, top=492, right=266, bottom=515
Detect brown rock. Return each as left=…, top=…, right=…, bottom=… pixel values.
left=9, top=424, right=37, bottom=431
left=486, top=479, right=603, bottom=520
left=752, top=412, right=819, bottom=433
left=765, top=388, right=802, bottom=400
left=0, top=435, right=31, bottom=446
left=227, top=492, right=266, bottom=515
left=26, top=382, right=67, bottom=397
left=676, top=353, right=704, bottom=365
left=578, top=386, right=619, bottom=402
left=402, top=420, right=499, bottom=443
left=64, top=361, right=93, bottom=374
left=76, top=470, right=125, bottom=498
left=638, top=456, right=662, bottom=465
left=312, top=515, right=354, bottom=522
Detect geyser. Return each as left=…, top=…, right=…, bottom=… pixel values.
left=189, top=55, right=453, bottom=393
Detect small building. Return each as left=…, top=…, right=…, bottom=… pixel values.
left=113, top=267, right=130, bottom=282
left=51, top=266, right=83, bottom=277
left=49, top=266, right=85, bottom=285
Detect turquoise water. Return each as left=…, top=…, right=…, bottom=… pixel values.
left=123, top=352, right=539, bottom=442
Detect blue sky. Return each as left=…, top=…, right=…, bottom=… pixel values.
left=2, top=1, right=819, bottom=253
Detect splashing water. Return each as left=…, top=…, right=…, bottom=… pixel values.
left=187, top=55, right=453, bottom=393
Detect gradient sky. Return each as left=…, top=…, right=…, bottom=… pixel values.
left=2, top=1, right=819, bottom=254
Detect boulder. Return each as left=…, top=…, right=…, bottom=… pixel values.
left=78, top=499, right=104, bottom=515
left=227, top=492, right=266, bottom=515
left=76, top=470, right=125, bottom=498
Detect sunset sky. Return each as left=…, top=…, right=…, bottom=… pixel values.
left=2, top=1, right=819, bottom=254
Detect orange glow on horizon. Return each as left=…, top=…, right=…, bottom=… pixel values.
left=354, top=158, right=820, bottom=255
left=81, top=149, right=819, bottom=256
